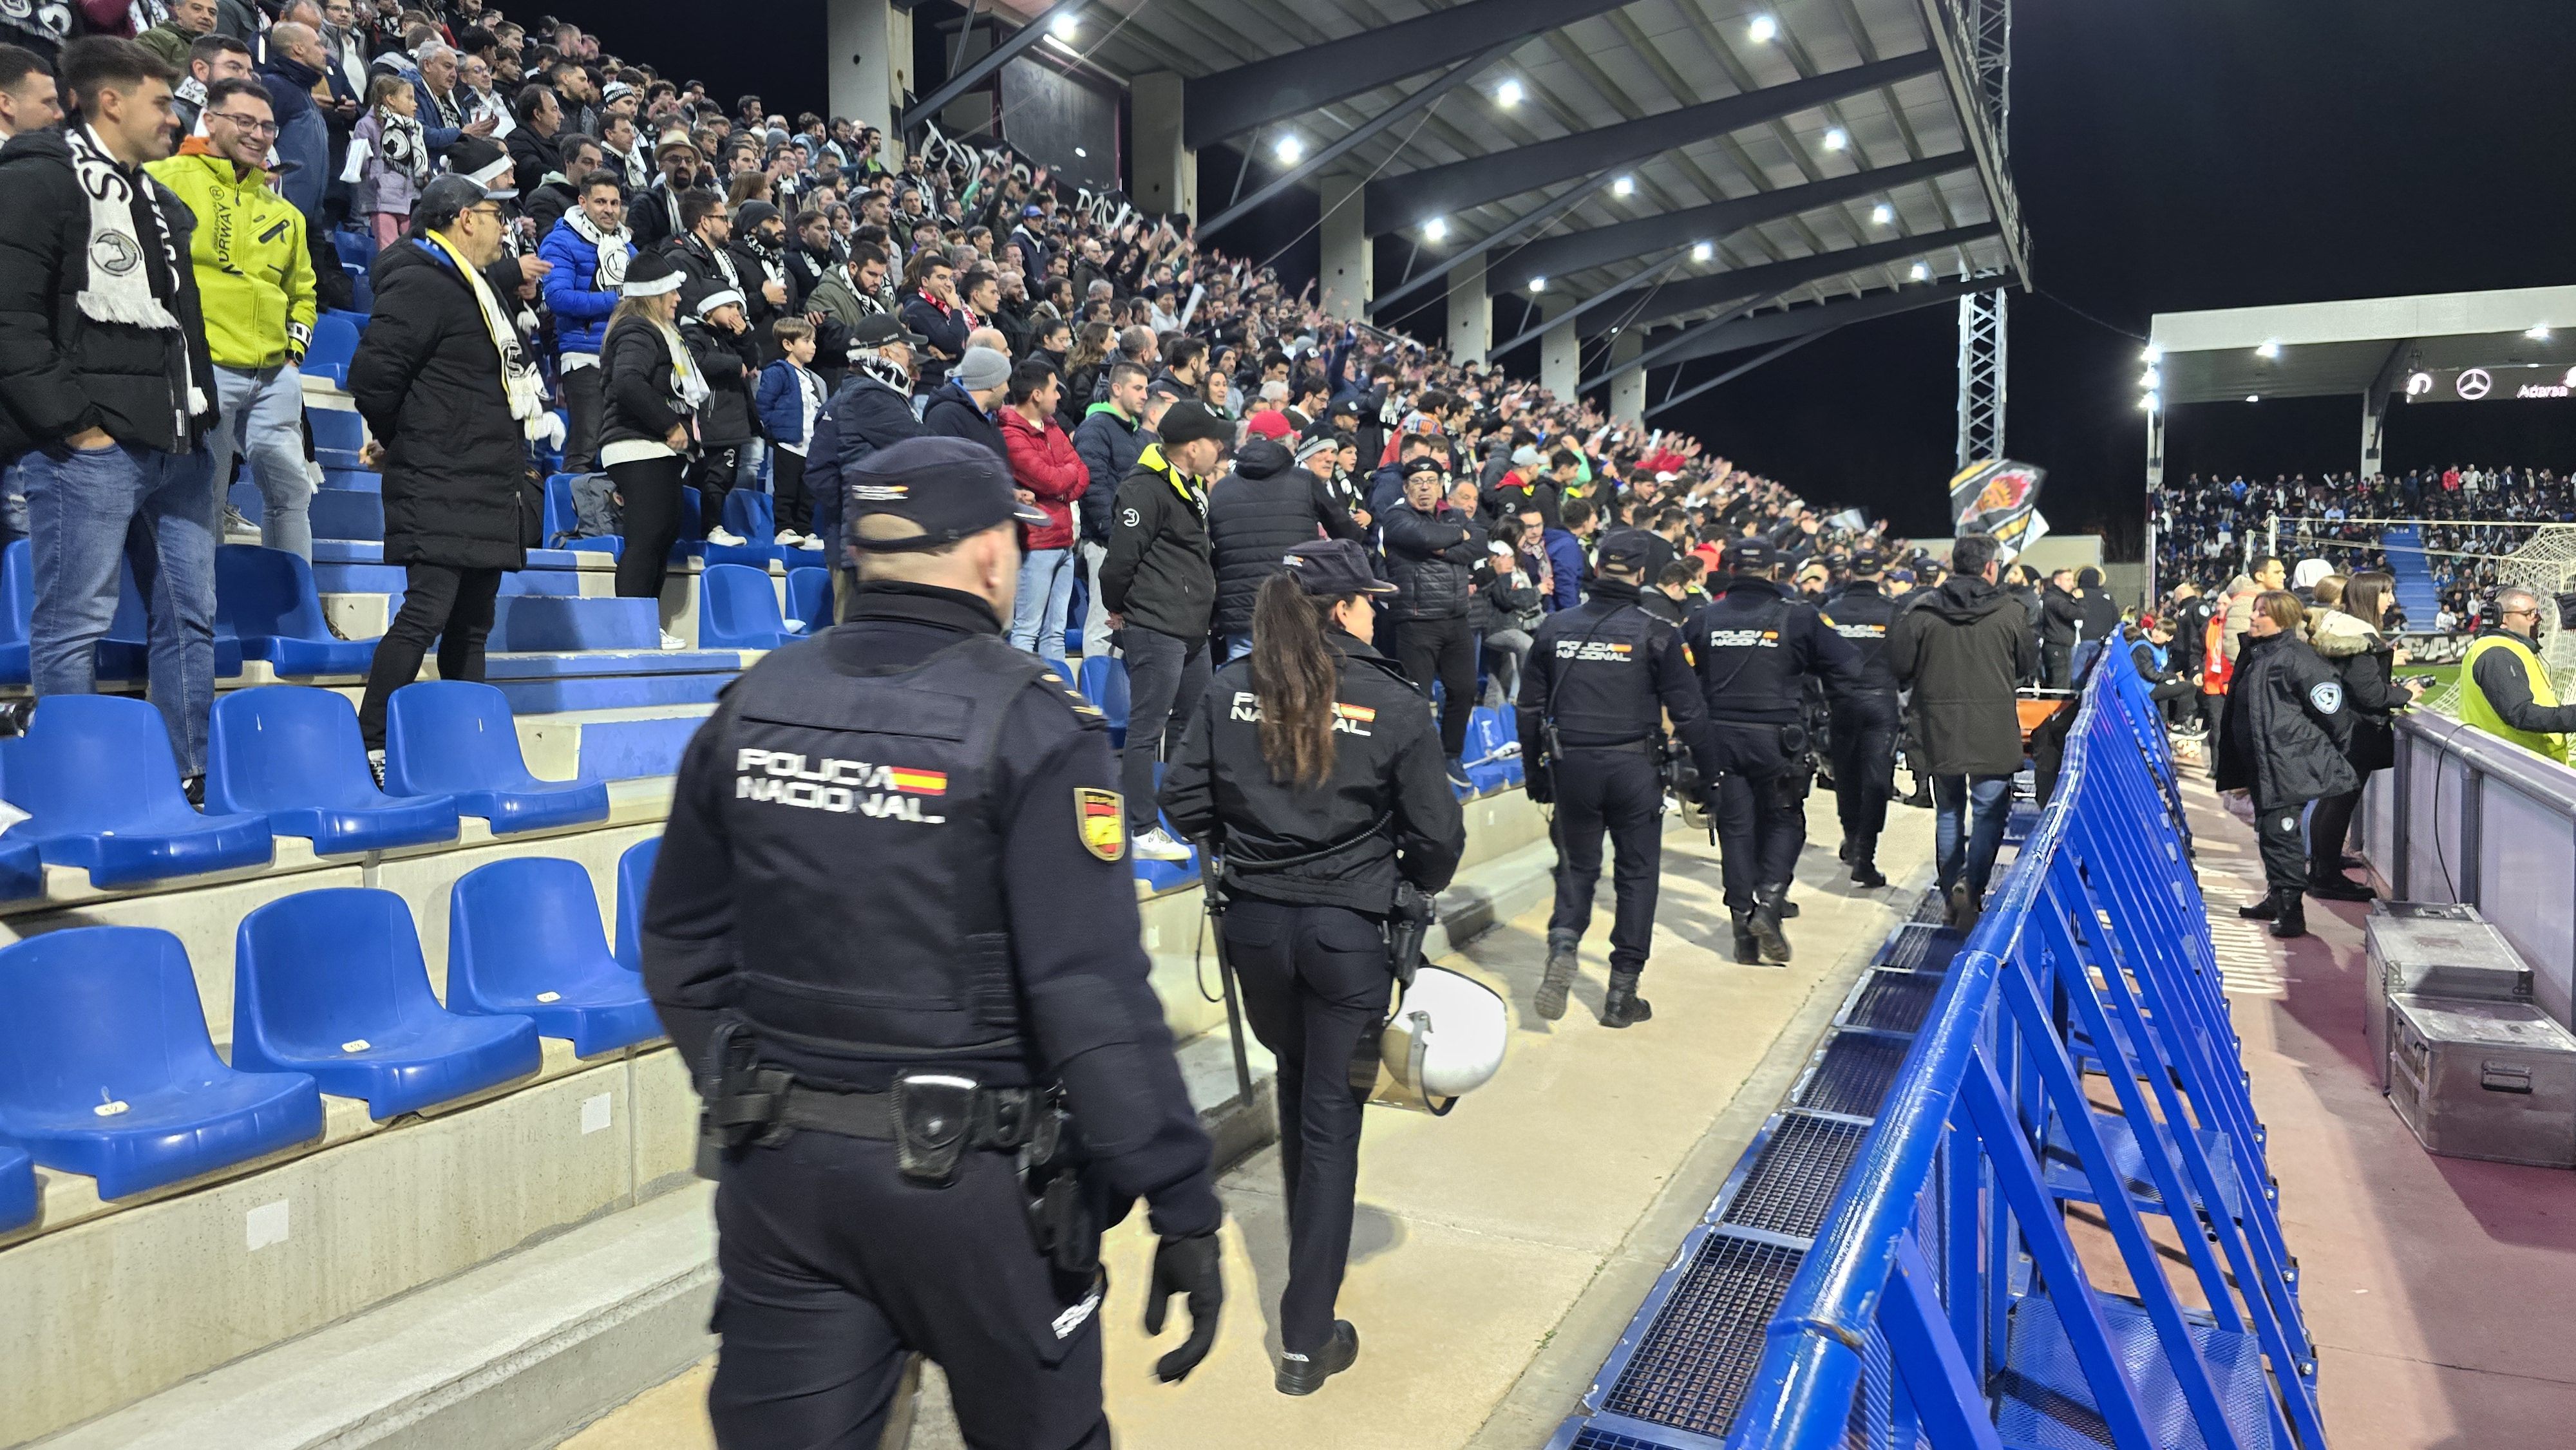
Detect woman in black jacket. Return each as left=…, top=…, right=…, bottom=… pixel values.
left=2304, top=571, right=2422, bottom=900
left=2216, top=590, right=2358, bottom=939
left=1159, top=540, right=1464, bottom=1397
left=348, top=176, right=550, bottom=761
left=596, top=252, right=701, bottom=622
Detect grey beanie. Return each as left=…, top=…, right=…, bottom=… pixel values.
left=952, top=345, right=1012, bottom=393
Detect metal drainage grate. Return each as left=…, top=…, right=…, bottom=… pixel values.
left=1877, top=922, right=1967, bottom=974
left=1909, top=891, right=1951, bottom=924
left=1796, top=1033, right=1911, bottom=1118
left=1721, top=1114, right=1871, bottom=1239
left=1603, top=1232, right=1806, bottom=1438
left=1844, top=970, right=1942, bottom=1034
left=1571, top=1429, right=1690, bottom=1450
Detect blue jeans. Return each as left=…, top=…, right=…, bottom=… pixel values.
left=1932, top=773, right=2014, bottom=898
left=205, top=364, right=314, bottom=560
left=0, top=460, right=27, bottom=545
left=1009, top=546, right=1075, bottom=661
left=19, top=440, right=221, bottom=775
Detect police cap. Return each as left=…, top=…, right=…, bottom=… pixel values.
left=1723, top=540, right=1781, bottom=575
left=1596, top=531, right=1657, bottom=572
left=1282, top=538, right=1398, bottom=597
left=1850, top=551, right=1885, bottom=575
left=846, top=437, right=1048, bottom=552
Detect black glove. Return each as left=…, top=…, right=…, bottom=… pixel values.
left=1143, top=1230, right=1224, bottom=1382
left=1524, top=760, right=1552, bottom=805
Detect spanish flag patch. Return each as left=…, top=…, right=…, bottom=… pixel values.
left=887, top=768, right=948, bottom=795
left=1075, top=788, right=1125, bottom=861
left=1333, top=702, right=1378, bottom=723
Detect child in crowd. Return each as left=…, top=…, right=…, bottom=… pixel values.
left=353, top=75, right=427, bottom=249
left=755, top=317, right=827, bottom=549
left=679, top=289, right=762, bottom=543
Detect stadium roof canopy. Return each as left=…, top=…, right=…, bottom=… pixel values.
left=2148, top=286, right=2576, bottom=408
left=971, top=0, right=2026, bottom=357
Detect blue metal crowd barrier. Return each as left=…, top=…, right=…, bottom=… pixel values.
left=1552, top=646, right=2324, bottom=1450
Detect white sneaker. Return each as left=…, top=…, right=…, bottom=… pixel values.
left=659, top=631, right=687, bottom=650
left=1130, top=826, right=1192, bottom=862
left=365, top=748, right=386, bottom=789
left=706, top=526, right=748, bottom=547
left=773, top=530, right=809, bottom=549
left=221, top=504, right=255, bottom=536
left=782, top=618, right=806, bottom=632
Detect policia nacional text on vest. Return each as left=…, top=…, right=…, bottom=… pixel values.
left=1819, top=561, right=1902, bottom=889
left=639, top=438, right=1224, bottom=1450
left=1517, top=547, right=1717, bottom=1028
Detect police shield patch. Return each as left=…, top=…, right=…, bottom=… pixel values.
left=2309, top=681, right=2344, bottom=714
left=1075, top=788, right=1126, bottom=861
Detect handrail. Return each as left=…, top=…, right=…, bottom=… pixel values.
left=1724, top=661, right=2112, bottom=1449
left=2395, top=704, right=2576, bottom=816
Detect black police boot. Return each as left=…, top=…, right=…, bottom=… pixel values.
left=1601, top=970, right=1653, bottom=1028
left=1748, top=885, right=1794, bottom=964
left=1536, top=929, right=1580, bottom=1022
left=1278, top=1320, right=1359, bottom=1396
left=2238, top=890, right=2280, bottom=921
left=1729, top=912, right=1760, bottom=965
left=2269, top=891, right=2307, bottom=939
left=1837, top=834, right=1854, bottom=863
left=2307, top=870, right=2374, bottom=903
left=1777, top=895, right=1800, bottom=919
left=1849, top=834, right=1886, bottom=889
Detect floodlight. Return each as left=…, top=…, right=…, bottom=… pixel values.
left=2528, top=325, right=2553, bottom=340
left=1823, top=127, right=1848, bottom=151
left=1613, top=174, right=1635, bottom=197
left=1908, top=261, right=1929, bottom=281
left=2139, top=368, right=2161, bottom=390
left=1274, top=134, right=1304, bottom=165
left=1529, top=277, right=1548, bottom=294
left=1870, top=203, right=1893, bottom=225
left=1496, top=79, right=1524, bottom=108
left=2246, top=395, right=2260, bottom=403
left=1049, top=12, right=1078, bottom=40
left=1423, top=217, right=1448, bottom=242
left=2141, top=344, right=2161, bottom=363
left=2139, top=391, right=2160, bottom=412
left=1692, top=241, right=1714, bottom=262
left=1748, top=14, right=1777, bottom=42
left=2255, top=340, right=2280, bottom=359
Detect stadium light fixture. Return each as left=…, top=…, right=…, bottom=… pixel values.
left=2255, top=340, right=2280, bottom=359
left=1613, top=174, right=1636, bottom=197
left=2528, top=324, right=2553, bottom=340
left=1274, top=134, right=1304, bottom=165
left=2246, top=394, right=2260, bottom=403
left=2141, top=344, right=2161, bottom=363
left=1692, top=241, right=1714, bottom=262
left=1870, top=203, right=1893, bottom=225
left=2139, top=391, right=2161, bottom=413
left=1049, top=11, right=1078, bottom=40
left=1495, top=78, right=1524, bottom=108
left=1908, top=261, right=1929, bottom=281
left=1530, top=276, right=1548, bottom=294
left=2139, top=368, right=2161, bottom=390
left=1748, top=14, right=1778, bottom=42
left=1823, top=127, right=1849, bottom=151
left=1423, top=217, right=1448, bottom=242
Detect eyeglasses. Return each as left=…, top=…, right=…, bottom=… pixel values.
left=207, top=112, right=280, bottom=136
left=464, top=203, right=506, bottom=221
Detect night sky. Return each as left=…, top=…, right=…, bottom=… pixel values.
left=541, top=1, right=2575, bottom=548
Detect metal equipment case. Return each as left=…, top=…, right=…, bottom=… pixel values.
left=2386, top=994, right=2576, bottom=1169
left=2364, top=901, right=2530, bottom=1090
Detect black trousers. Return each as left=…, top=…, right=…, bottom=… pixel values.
left=560, top=362, right=604, bottom=475
left=773, top=446, right=810, bottom=534
left=708, top=1134, right=1110, bottom=1450
left=2255, top=796, right=2311, bottom=896
left=2309, top=786, right=2362, bottom=879
left=611, top=454, right=687, bottom=602
left=2040, top=642, right=2073, bottom=691
left=2200, top=692, right=2226, bottom=748
left=1120, top=625, right=1209, bottom=835
left=1548, top=749, right=1665, bottom=975
left=1707, top=719, right=1806, bottom=912
left=1394, top=613, right=1475, bottom=759
left=357, top=563, right=502, bottom=749
left=1222, top=898, right=1390, bottom=1356
left=1827, top=692, right=1899, bottom=840
left=689, top=445, right=739, bottom=536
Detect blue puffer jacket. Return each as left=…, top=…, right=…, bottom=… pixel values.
left=537, top=218, right=629, bottom=357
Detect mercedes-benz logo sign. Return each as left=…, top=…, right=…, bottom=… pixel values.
left=2456, top=368, right=2494, bottom=400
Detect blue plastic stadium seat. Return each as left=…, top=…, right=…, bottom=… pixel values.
left=784, top=567, right=829, bottom=636
left=448, top=857, right=661, bottom=1055
left=216, top=545, right=378, bottom=674
left=1464, top=706, right=1511, bottom=764
left=205, top=687, right=460, bottom=852
left=344, top=262, right=372, bottom=314
left=232, top=888, right=540, bottom=1120
left=0, top=833, right=41, bottom=902
left=614, top=836, right=659, bottom=973
left=719, top=488, right=776, bottom=551
left=1078, top=654, right=1130, bottom=748
left=698, top=561, right=793, bottom=650
left=308, top=406, right=368, bottom=468
left=328, top=226, right=375, bottom=270
left=383, top=681, right=610, bottom=833
left=0, top=1135, right=32, bottom=1232
left=0, top=696, right=273, bottom=887
left=300, top=313, right=361, bottom=386
left=0, top=927, right=323, bottom=1199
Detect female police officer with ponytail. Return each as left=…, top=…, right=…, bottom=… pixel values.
left=1160, top=536, right=1466, bottom=1397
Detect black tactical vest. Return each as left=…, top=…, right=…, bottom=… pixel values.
left=1820, top=584, right=1899, bottom=696
left=1535, top=598, right=1668, bottom=748
left=714, top=634, right=1044, bottom=1063
left=1695, top=583, right=1808, bottom=723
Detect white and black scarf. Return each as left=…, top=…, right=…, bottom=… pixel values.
left=742, top=234, right=786, bottom=296
left=65, top=125, right=208, bottom=424
left=684, top=233, right=741, bottom=294
left=422, top=231, right=549, bottom=438
left=174, top=74, right=206, bottom=116
left=566, top=207, right=631, bottom=294
left=855, top=350, right=911, bottom=393
left=377, top=108, right=428, bottom=189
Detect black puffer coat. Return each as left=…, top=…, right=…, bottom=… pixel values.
left=1379, top=500, right=1483, bottom=623
left=2307, top=608, right=2401, bottom=775
left=2217, top=629, right=2357, bottom=807
left=1206, top=438, right=1361, bottom=637
left=346, top=240, right=532, bottom=570
left=596, top=312, right=692, bottom=453
left=0, top=129, right=220, bottom=462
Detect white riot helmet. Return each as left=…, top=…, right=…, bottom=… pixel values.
left=1348, top=965, right=1508, bottom=1115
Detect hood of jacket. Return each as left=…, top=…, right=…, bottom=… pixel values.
left=1230, top=436, right=1291, bottom=480
left=1924, top=574, right=2022, bottom=625
left=2309, top=607, right=2380, bottom=657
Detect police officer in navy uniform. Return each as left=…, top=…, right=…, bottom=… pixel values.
left=1517, top=532, right=1716, bottom=1028
left=1687, top=540, right=1861, bottom=965
left=641, top=437, right=1226, bottom=1450
left=1821, top=552, right=1902, bottom=889
left=1160, top=538, right=1464, bottom=1397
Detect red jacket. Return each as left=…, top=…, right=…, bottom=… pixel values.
left=1000, top=405, right=1086, bottom=551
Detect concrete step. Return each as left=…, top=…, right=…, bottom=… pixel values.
left=316, top=565, right=599, bottom=599
left=492, top=666, right=734, bottom=715
left=494, top=596, right=662, bottom=652
left=515, top=705, right=714, bottom=783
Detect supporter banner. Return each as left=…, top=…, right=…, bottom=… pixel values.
left=2401, top=364, right=2576, bottom=404
left=1949, top=458, right=2049, bottom=554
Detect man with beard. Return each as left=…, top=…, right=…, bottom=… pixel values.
left=784, top=207, right=836, bottom=300
left=627, top=129, right=699, bottom=248
left=537, top=169, right=631, bottom=473
left=726, top=199, right=795, bottom=361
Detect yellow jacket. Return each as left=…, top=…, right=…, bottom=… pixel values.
left=145, top=143, right=317, bottom=371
